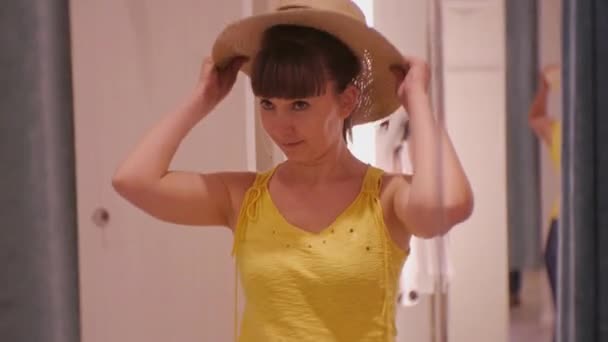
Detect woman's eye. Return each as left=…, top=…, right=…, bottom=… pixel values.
left=292, top=101, right=309, bottom=111
left=260, top=100, right=274, bottom=110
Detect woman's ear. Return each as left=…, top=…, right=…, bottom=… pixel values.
left=338, top=85, right=359, bottom=119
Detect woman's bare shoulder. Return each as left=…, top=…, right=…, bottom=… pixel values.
left=220, top=171, right=259, bottom=228
left=380, top=171, right=412, bottom=192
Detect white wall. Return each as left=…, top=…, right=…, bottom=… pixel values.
left=70, top=1, right=255, bottom=341
left=371, top=2, right=431, bottom=341
left=443, top=1, right=509, bottom=340
left=375, top=1, right=508, bottom=342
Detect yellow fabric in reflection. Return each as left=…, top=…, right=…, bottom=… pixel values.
left=549, top=120, right=562, bottom=220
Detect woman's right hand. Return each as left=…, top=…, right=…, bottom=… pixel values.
left=196, top=56, right=248, bottom=111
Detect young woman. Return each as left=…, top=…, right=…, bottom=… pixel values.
left=112, top=1, right=473, bottom=341
left=528, top=64, right=562, bottom=308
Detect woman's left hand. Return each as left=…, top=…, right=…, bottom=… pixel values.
left=390, top=56, right=431, bottom=105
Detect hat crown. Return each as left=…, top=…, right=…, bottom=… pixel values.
left=212, top=0, right=403, bottom=125
left=273, top=0, right=366, bottom=24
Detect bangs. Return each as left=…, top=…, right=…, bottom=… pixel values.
left=249, top=25, right=361, bottom=142
left=251, top=41, right=330, bottom=99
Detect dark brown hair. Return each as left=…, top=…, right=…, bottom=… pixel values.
left=250, top=25, right=361, bottom=141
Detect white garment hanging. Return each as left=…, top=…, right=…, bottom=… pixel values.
left=396, top=142, right=453, bottom=307
left=374, top=111, right=453, bottom=307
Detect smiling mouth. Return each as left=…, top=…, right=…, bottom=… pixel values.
left=282, top=141, right=304, bottom=148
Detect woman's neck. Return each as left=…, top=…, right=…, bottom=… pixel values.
left=279, top=140, right=367, bottom=186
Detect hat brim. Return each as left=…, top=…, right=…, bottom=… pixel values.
left=211, top=8, right=404, bottom=125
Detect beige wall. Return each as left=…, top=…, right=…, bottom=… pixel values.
left=70, top=1, right=254, bottom=341
left=375, top=1, right=508, bottom=342
left=444, top=1, right=509, bottom=340
left=372, top=3, right=431, bottom=342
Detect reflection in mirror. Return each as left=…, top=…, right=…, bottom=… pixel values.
left=356, top=1, right=564, bottom=342
left=67, top=0, right=560, bottom=342
left=506, top=1, right=562, bottom=342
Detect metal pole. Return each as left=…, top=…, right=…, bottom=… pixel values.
left=426, top=0, right=449, bottom=341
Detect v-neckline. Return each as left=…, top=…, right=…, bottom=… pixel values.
left=264, top=166, right=372, bottom=236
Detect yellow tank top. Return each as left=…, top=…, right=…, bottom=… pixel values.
left=232, top=166, right=409, bottom=341
left=549, top=120, right=562, bottom=220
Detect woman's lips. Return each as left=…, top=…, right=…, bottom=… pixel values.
left=282, top=141, right=304, bottom=148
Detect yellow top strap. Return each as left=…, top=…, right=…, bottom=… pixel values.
left=361, top=166, right=384, bottom=196
left=549, top=120, right=562, bottom=172
left=231, top=167, right=277, bottom=256
left=232, top=167, right=276, bottom=341
left=549, top=120, right=561, bottom=219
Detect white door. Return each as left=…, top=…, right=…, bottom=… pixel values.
left=70, top=1, right=256, bottom=341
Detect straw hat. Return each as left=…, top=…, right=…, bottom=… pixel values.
left=211, top=0, right=405, bottom=125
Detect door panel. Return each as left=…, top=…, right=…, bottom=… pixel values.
left=70, top=1, right=252, bottom=341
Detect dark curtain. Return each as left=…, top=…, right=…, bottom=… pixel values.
left=559, top=0, right=608, bottom=341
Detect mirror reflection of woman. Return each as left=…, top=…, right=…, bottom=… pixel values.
left=528, top=65, right=562, bottom=308
left=111, top=1, right=474, bottom=340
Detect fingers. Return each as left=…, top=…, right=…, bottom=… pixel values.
left=213, top=56, right=247, bottom=91
left=228, top=56, right=248, bottom=79
left=217, top=55, right=249, bottom=72
left=216, top=56, right=248, bottom=84
left=230, top=56, right=249, bottom=69
left=401, top=55, right=425, bottom=70
left=389, top=65, right=406, bottom=94
left=390, top=65, right=407, bottom=82
left=391, top=55, right=427, bottom=79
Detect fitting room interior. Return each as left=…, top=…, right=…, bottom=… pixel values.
left=3, top=0, right=566, bottom=341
